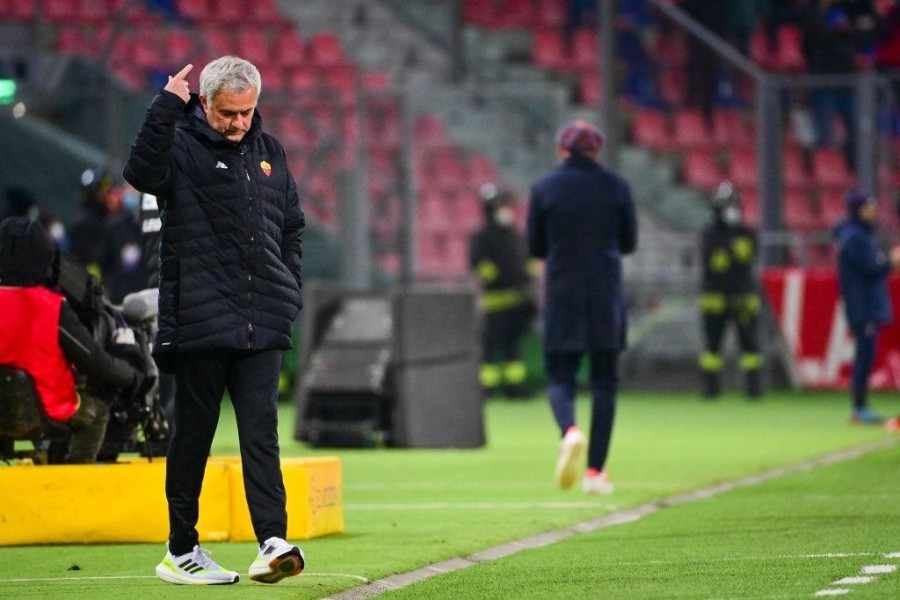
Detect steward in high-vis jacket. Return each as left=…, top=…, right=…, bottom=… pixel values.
left=698, top=181, right=762, bottom=399
left=0, top=217, right=142, bottom=463
left=123, top=57, right=306, bottom=585
left=469, top=183, right=537, bottom=397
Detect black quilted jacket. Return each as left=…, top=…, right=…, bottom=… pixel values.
left=123, top=91, right=304, bottom=360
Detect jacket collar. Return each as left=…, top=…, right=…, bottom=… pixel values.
left=183, top=93, right=263, bottom=146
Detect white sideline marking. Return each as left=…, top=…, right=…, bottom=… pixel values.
left=833, top=576, right=874, bottom=585
left=0, top=572, right=369, bottom=584
left=885, top=552, right=900, bottom=558
left=324, top=438, right=898, bottom=600
left=346, top=502, right=616, bottom=511
left=347, top=481, right=673, bottom=491
left=814, top=590, right=850, bottom=596
left=862, top=564, right=897, bottom=574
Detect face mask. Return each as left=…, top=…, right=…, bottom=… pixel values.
left=495, top=206, right=515, bottom=227
left=722, top=206, right=742, bottom=226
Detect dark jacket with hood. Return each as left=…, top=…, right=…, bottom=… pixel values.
left=123, top=91, right=304, bottom=366
left=834, top=216, right=893, bottom=331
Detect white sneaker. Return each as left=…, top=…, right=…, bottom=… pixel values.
left=555, top=426, right=587, bottom=490
left=249, top=536, right=305, bottom=584
left=155, top=544, right=239, bottom=585
left=583, top=469, right=614, bottom=495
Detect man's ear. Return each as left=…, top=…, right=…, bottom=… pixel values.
left=199, top=94, right=208, bottom=112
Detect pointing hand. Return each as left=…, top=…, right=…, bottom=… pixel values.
left=164, top=63, right=193, bottom=103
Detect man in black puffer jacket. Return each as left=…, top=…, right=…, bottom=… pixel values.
left=123, top=57, right=305, bottom=587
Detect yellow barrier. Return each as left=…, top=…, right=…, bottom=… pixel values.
left=0, top=457, right=343, bottom=546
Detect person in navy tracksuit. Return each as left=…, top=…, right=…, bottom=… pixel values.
left=834, top=188, right=900, bottom=424
left=527, top=120, right=637, bottom=495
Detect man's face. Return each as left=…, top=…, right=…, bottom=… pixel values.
left=200, top=87, right=257, bottom=143
left=859, top=200, right=878, bottom=224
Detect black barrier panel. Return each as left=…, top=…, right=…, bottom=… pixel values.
left=294, top=283, right=484, bottom=448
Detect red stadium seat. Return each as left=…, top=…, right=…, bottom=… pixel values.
left=658, top=67, right=687, bottom=106
left=362, top=70, right=391, bottom=91
left=571, top=29, right=597, bottom=70
left=323, top=63, right=359, bottom=106
left=308, top=32, right=346, bottom=66
left=77, top=0, right=112, bottom=24
left=413, top=114, right=449, bottom=150
left=208, top=0, right=243, bottom=25
left=462, top=0, right=496, bottom=27
left=726, top=147, right=758, bottom=190
left=199, top=26, right=234, bottom=57
left=774, top=26, right=806, bottom=72
left=631, top=108, right=674, bottom=152
left=537, top=0, right=566, bottom=28
left=783, top=147, right=812, bottom=191
left=131, top=27, right=163, bottom=70
left=272, top=28, right=306, bottom=68
left=175, top=0, right=208, bottom=22
left=784, top=191, right=822, bottom=231
left=163, top=28, right=195, bottom=67
left=711, top=109, right=748, bottom=147
left=740, top=188, right=760, bottom=227
left=531, top=28, right=572, bottom=71
left=256, top=63, right=285, bottom=95
left=654, top=30, right=688, bottom=68
left=578, top=70, right=601, bottom=106
left=56, top=26, right=96, bottom=56
left=818, top=189, right=845, bottom=227
left=0, top=0, right=36, bottom=20
left=42, top=0, right=77, bottom=22
left=495, top=0, right=535, bottom=29
left=683, top=150, right=723, bottom=191
left=673, top=108, right=714, bottom=149
left=468, top=154, right=498, bottom=185
left=811, top=148, right=854, bottom=190
left=244, top=0, right=283, bottom=26
left=235, top=29, right=272, bottom=66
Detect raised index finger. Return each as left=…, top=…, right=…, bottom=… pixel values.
left=171, top=63, right=193, bottom=81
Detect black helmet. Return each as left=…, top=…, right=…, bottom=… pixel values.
left=0, top=217, right=59, bottom=287
left=80, top=167, right=113, bottom=208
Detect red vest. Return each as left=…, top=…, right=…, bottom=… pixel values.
left=0, top=287, right=78, bottom=421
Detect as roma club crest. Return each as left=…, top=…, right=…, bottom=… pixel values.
left=260, top=160, right=272, bottom=177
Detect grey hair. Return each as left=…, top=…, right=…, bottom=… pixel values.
left=199, top=56, right=262, bottom=102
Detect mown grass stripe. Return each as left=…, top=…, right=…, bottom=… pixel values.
left=324, top=438, right=897, bottom=600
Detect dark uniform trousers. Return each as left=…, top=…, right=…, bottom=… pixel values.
left=167, top=349, right=287, bottom=555
left=699, top=293, right=762, bottom=397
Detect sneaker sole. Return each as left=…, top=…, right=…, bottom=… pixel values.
left=155, top=564, right=239, bottom=585
left=249, top=551, right=304, bottom=584
left=555, top=436, right=587, bottom=490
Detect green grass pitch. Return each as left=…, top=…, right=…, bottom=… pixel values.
left=0, top=389, right=898, bottom=599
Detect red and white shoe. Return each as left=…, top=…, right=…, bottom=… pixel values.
left=555, top=426, right=587, bottom=490
left=885, top=417, right=900, bottom=432
left=582, top=468, right=614, bottom=495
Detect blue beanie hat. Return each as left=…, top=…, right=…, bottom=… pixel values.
left=845, top=188, right=871, bottom=215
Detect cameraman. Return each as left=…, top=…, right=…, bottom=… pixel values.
left=0, top=217, right=145, bottom=463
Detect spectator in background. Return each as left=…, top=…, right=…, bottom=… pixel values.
left=682, top=0, right=728, bottom=126
left=698, top=182, right=763, bottom=399
left=469, top=183, right=537, bottom=399
left=69, top=168, right=113, bottom=282
left=527, top=120, right=637, bottom=496
left=834, top=189, right=900, bottom=424
left=1, top=186, right=38, bottom=222
left=102, top=184, right=148, bottom=304
left=804, top=0, right=876, bottom=167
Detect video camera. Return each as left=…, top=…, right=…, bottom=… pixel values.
left=52, top=254, right=170, bottom=462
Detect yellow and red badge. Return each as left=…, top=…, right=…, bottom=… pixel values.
left=260, top=160, right=272, bottom=176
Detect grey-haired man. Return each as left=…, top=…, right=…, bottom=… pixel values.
left=124, top=56, right=305, bottom=585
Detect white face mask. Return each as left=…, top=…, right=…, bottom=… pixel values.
left=722, top=206, right=742, bottom=226
left=495, top=206, right=515, bottom=227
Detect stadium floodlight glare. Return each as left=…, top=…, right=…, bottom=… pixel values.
left=0, top=79, right=15, bottom=105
